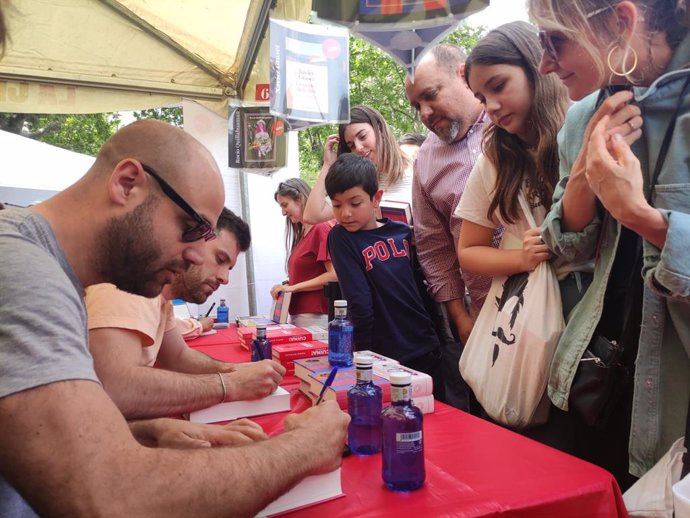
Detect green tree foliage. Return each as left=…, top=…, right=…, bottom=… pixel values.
left=0, top=112, right=120, bottom=156
left=133, top=107, right=183, bottom=127
left=297, top=23, right=485, bottom=185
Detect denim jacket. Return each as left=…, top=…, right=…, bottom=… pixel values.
left=542, top=33, right=690, bottom=477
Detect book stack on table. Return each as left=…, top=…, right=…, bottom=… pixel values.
left=236, top=324, right=327, bottom=350
left=272, top=341, right=329, bottom=375
left=293, top=351, right=435, bottom=414
left=235, top=324, right=328, bottom=375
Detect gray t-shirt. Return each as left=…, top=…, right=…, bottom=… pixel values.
left=0, top=208, right=99, bottom=517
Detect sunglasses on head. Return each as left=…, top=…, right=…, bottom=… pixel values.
left=538, top=4, right=613, bottom=62
left=141, top=164, right=216, bottom=243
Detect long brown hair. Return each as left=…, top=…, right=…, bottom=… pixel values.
left=464, top=21, right=568, bottom=224
left=337, top=105, right=407, bottom=190
left=274, top=178, right=311, bottom=269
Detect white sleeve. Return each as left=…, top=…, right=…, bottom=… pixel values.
left=454, top=154, right=499, bottom=229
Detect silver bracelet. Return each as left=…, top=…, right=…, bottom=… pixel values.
left=217, top=372, right=227, bottom=403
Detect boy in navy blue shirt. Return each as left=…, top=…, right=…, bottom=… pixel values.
left=325, top=153, right=445, bottom=401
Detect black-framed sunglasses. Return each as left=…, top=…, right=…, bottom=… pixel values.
left=141, top=164, right=216, bottom=243
left=538, top=4, right=613, bottom=62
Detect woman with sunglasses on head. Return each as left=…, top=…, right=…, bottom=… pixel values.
left=271, top=178, right=337, bottom=329
left=302, top=105, right=410, bottom=224
left=528, top=0, right=690, bottom=485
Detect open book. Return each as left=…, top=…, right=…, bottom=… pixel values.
left=256, top=467, right=344, bottom=517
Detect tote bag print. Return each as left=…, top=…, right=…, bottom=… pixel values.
left=459, top=194, right=564, bottom=428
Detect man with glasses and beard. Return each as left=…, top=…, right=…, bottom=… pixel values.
left=405, top=44, right=501, bottom=412
left=0, top=119, right=349, bottom=517
left=85, top=207, right=287, bottom=420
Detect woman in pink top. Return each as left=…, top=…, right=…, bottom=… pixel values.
left=272, top=178, right=337, bottom=329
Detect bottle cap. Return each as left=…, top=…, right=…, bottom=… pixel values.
left=334, top=300, right=347, bottom=308
left=389, top=371, right=412, bottom=386
left=220, top=298, right=226, bottom=303
left=354, top=354, right=374, bottom=367
left=256, top=324, right=266, bottom=330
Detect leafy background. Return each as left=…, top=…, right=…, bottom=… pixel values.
left=0, top=24, right=484, bottom=185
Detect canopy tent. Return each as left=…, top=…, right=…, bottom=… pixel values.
left=0, top=0, right=312, bottom=317
left=0, top=0, right=311, bottom=115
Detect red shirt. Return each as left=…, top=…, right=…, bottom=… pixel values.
left=288, top=221, right=331, bottom=315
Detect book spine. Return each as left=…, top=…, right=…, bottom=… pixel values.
left=241, top=333, right=313, bottom=345
left=272, top=347, right=329, bottom=361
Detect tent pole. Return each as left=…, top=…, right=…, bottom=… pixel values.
left=239, top=171, right=258, bottom=315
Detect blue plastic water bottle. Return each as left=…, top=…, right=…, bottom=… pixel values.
left=251, top=325, right=272, bottom=362
left=382, top=372, right=425, bottom=491
left=348, top=354, right=382, bottom=455
left=216, top=298, right=229, bottom=324
left=328, top=300, right=353, bottom=367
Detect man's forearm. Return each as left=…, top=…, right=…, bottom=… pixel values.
left=160, top=346, right=235, bottom=375
left=444, top=298, right=474, bottom=344
left=104, top=367, right=226, bottom=419
left=0, top=380, right=344, bottom=518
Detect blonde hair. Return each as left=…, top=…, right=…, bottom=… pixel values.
left=528, top=0, right=689, bottom=85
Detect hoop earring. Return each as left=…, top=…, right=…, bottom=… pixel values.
left=607, top=45, right=638, bottom=77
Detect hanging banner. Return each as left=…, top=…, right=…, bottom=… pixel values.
left=269, top=18, right=350, bottom=130
left=227, top=105, right=287, bottom=170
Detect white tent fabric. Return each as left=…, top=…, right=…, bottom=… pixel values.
left=0, top=0, right=311, bottom=115
left=0, top=129, right=94, bottom=192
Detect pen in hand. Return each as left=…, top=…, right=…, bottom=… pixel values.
left=315, top=367, right=338, bottom=405
left=204, top=302, right=216, bottom=318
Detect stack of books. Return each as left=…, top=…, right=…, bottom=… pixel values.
left=293, top=351, right=434, bottom=414
left=236, top=324, right=327, bottom=350
left=272, top=340, right=329, bottom=375
left=235, top=316, right=276, bottom=327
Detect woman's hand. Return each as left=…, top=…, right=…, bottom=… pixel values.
left=323, top=134, right=340, bottom=170
left=585, top=117, right=647, bottom=222
left=573, top=90, right=642, bottom=182
left=270, top=284, right=285, bottom=300
left=521, top=227, right=551, bottom=272
left=270, top=283, right=294, bottom=300
left=561, top=90, right=642, bottom=232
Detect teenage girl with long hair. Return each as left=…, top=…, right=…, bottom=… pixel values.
left=453, top=21, right=576, bottom=447
left=271, top=178, right=336, bottom=329
left=455, top=21, right=569, bottom=290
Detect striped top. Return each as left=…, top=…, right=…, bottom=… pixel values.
left=411, top=112, right=501, bottom=314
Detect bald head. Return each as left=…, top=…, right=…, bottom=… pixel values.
left=405, top=44, right=480, bottom=143
left=93, top=120, right=218, bottom=185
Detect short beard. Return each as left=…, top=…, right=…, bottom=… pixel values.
left=170, top=266, right=208, bottom=304
left=98, top=195, right=166, bottom=298
left=435, top=120, right=461, bottom=144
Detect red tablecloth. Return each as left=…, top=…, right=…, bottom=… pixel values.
left=187, top=328, right=628, bottom=518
